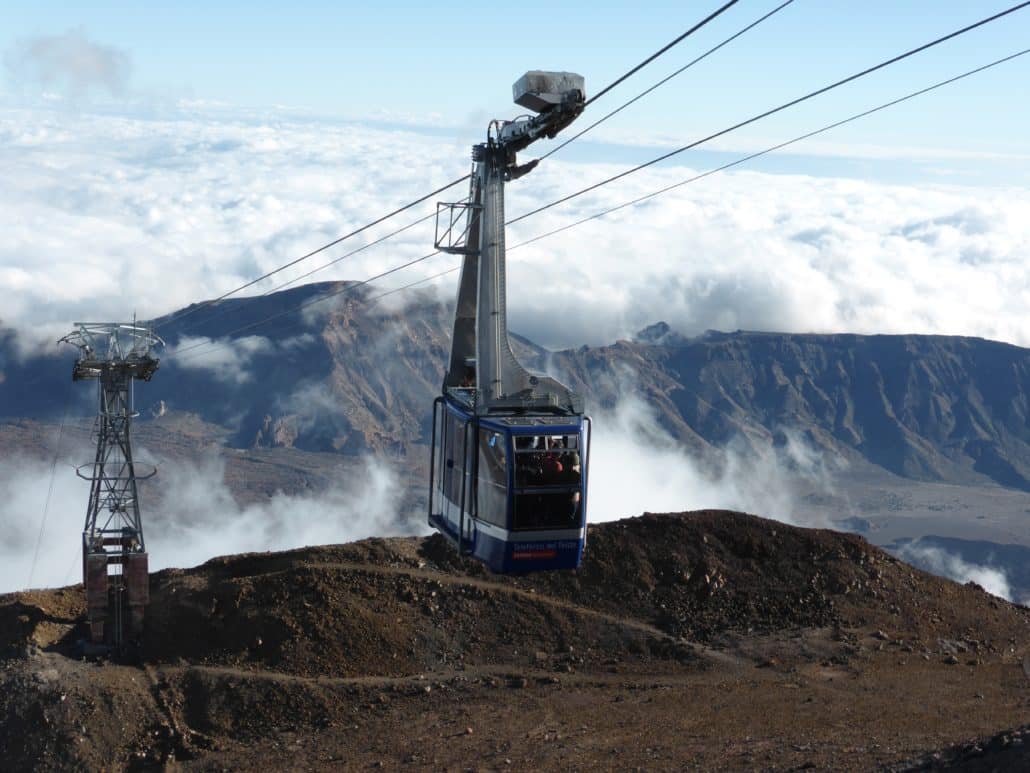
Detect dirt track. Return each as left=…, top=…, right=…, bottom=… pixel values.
left=2, top=511, right=1029, bottom=770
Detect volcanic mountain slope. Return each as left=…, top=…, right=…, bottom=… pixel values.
left=2, top=511, right=1028, bottom=771
left=552, top=328, right=1030, bottom=490
left=4, top=285, right=1030, bottom=491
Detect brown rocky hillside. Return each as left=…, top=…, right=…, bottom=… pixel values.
left=1, top=511, right=1028, bottom=771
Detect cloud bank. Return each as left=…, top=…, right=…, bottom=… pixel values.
left=1, top=104, right=1029, bottom=356
left=892, top=540, right=1016, bottom=603
left=586, top=390, right=840, bottom=529
left=4, top=30, right=130, bottom=99
left=1, top=450, right=413, bottom=594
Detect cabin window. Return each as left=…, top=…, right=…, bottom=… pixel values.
left=512, top=491, right=581, bottom=531
left=443, top=411, right=472, bottom=507
left=511, top=433, right=582, bottom=531
left=476, top=429, right=508, bottom=527
left=513, top=434, right=581, bottom=487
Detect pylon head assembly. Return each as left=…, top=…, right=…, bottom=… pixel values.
left=59, top=322, right=163, bottom=382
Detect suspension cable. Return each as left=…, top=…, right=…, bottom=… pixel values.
left=540, top=0, right=796, bottom=162
left=160, top=13, right=1030, bottom=362
left=367, top=264, right=462, bottom=306
left=510, top=1, right=1030, bottom=225
left=28, top=395, right=71, bottom=590
left=261, top=212, right=436, bottom=297
left=355, top=47, right=1030, bottom=306
left=156, top=174, right=469, bottom=330
left=511, top=47, right=1030, bottom=251
left=157, top=4, right=738, bottom=335
left=168, top=250, right=445, bottom=363
left=173, top=211, right=437, bottom=336
left=586, top=0, right=742, bottom=107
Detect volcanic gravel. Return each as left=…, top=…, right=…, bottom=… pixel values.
left=1, top=510, right=1028, bottom=771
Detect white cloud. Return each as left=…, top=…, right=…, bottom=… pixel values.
left=1, top=449, right=414, bottom=594
left=1, top=103, right=1029, bottom=358
left=892, top=541, right=1015, bottom=602
left=503, top=164, right=1030, bottom=350
left=4, top=29, right=130, bottom=99
left=0, top=452, right=90, bottom=594
left=145, top=453, right=412, bottom=572
left=587, top=389, right=840, bottom=528
left=168, top=334, right=273, bottom=384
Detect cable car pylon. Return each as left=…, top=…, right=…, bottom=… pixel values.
left=59, top=322, right=162, bottom=650
left=429, top=71, right=591, bottom=573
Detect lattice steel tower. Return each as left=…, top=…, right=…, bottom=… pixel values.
left=60, top=322, right=163, bottom=646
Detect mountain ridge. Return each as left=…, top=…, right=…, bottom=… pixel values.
left=3, top=284, right=1030, bottom=492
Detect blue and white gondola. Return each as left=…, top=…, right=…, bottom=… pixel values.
left=428, top=395, right=590, bottom=573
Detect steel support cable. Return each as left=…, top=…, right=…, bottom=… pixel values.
left=156, top=173, right=470, bottom=330
left=173, top=210, right=437, bottom=336
left=361, top=47, right=1030, bottom=303
left=261, top=212, right=436, bottom=297
left=204, top=0, right=741, bottom=327
left=586, top=0, right=742, bottom=107
left=167, top=249, right=446, bottom=363
left=155, top=0, right=738, bottom=350
left=160, top=22, right=1030, bottom=363
left=160, top=2, right=737, bottom=335
left=510, top=1, right=1030, bottom=226
left=540, top=0, right=796, bottom=162
left=513, top=47, right=1030, bottom=251
left=28, top=397, right=70, bottom=589
left=367, top=264, right=463, bottom=306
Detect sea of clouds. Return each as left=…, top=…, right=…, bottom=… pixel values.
left=2, top=98, right=1030, bottom=354
left=4, top=32, right=1029, bottom=601
left=0, top=446, right=407, bottom=594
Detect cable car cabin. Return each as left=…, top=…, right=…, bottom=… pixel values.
left=428, top=69, right=590, bottom=573
left=428, top=393, right=590, bottom=573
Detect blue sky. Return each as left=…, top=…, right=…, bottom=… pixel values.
left=2, top=0, right=1029, bottom=180
left=3, top=2, right=1030, bottom=590
left=1, top=0, right=1029, bottom=353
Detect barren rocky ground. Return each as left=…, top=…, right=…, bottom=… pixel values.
left=2, top=510, right=1029, bottom=771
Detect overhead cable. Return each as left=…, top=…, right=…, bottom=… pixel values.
left=586, top=0, right=742, bottom=107
left=158, top=1, right=740, bottom=337
left=162, top=15, right=1030, bottom=361
left=540, top=0, right=796, bottom=161
left=260, top=212, right=436, bottom=297
left=157, top=173, right=469, bottom=330
left=355, top=47, right=1030, bottom=304
left=168, top=250, right=445, bottom=363
left=167, top=43, right=1029, bottom=362
left=512, top=47, right=1030, bottom=250
left=367, top=264, right=462, bottom=306
left=174, top=211, right=437, bottom=336
left=28, top=398, right=70, bottom=590
left=161, top=2, right=737, bottom=335
left=510, top=1, right=1030, bottom=225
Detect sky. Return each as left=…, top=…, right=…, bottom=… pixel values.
left=2, top=1, right=1029, bottom=161
left=3, top=1, right=1030, bottom=594
left=1, top=0, right=1029, bottom=349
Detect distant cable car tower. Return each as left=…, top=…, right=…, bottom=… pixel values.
left=429, top=72, right=591, bottom=572
left=59, top=322, right=162, bottom=648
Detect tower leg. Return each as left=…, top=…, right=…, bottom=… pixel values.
left=84, top=551, right=109, bottom=643
left=124, top=552, right=149, bottom=638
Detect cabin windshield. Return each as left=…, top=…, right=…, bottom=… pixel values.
left=513, top=434, right=581, bottom=487
left=512, top=433, right=582, bottom=531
